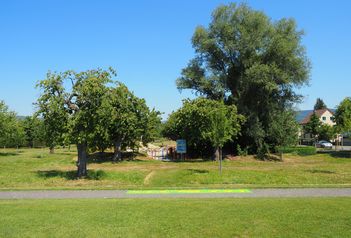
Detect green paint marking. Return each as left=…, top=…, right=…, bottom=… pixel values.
left=127, top=189, right=251, bottom=194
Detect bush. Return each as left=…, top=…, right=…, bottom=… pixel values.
left=278, top=146, right=316, bottom=156
left=236, top=144, right=248, bottom=156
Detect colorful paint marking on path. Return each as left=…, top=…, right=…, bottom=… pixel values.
left=127, top=189, right=251, bottom=194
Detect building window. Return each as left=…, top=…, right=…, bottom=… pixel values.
left=322, top=116, right=326, bottom=121
left=331, top=117, right=334, bottom=121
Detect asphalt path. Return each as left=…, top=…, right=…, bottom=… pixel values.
left=0, top=188, right=351, bottom=199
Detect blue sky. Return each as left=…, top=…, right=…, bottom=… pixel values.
left=0, top=0, right=350, bottom=119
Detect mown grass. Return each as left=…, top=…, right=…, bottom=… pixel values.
left=0, top=147, right=350, bottom=190
left=0, top=198, right=350, bottom=237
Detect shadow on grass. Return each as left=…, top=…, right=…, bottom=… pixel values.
left=306, top=169, right=336, bottom=174
left=254, top=154, right=283, bottom=162
left=318, top=150, right=351, bottom=158
left=0, top=152, right=19, bottom=157
left=88, top=151, right=148, bottom=164
left=187, top=169, right=209, bottom=174
left=168, top=158, right=211, bottom=163
left=36, top=169, right=107, bottom=180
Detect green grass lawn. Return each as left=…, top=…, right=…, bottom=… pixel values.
left=0, top=147, right=350, bottom=190
left=0, top=198, right=350, bottom=237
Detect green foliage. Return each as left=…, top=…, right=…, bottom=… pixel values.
left=277, top=146, right=316, bottom=156
left=318, top=124, right=336, bottom=141
left=22, top=116, right=46, bottom=147
left=107, top=83, right=161, bottom=152
left=267, top=109, right=299, bottom=152
left=304, top=113, right=321, bottom=140
left=314, top=98, right=327, bottom=110
left=334, top=97, right=351, bottom=133
left=0, top=101, right=26, bottom=147
left=236, top=144, right=248, bottom=156
left=164, top=98, right=244, bottom=158
left=176, top=3, right=310, bottom=154
left=36, top=72, right=69, bottom=150
left=203, top=108, right=237, bottom=148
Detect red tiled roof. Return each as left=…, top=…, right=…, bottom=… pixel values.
left=300, top=108, right=334, bottom=125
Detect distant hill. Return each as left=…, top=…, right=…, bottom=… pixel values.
left=16, top=116, right=28, bottom=121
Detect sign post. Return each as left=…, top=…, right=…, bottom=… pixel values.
left=176, top=139, right=186, bottom=161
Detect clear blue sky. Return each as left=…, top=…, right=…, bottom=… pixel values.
left=1, top=0, right=350, bottom=119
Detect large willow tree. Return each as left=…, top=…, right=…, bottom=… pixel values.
left=177, top=3, right=310, bottom=152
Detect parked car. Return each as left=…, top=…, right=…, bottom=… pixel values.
left=316, top=140, right=333, bottom=149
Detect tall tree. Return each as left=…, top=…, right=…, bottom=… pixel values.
left=176, top=3, right=310, bottom=153
left=37, top=68, right=115, bottom=177
left=314, top=98, right=327, bottom=110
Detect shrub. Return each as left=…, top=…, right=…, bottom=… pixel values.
left=236, top=144, right=248, bottom=156
left=87, top=170, right=107, bottom=180
left=278, top=146, right=316, bottom=156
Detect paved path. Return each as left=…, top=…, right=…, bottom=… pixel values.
left=0, top=188, right=351, bottom=199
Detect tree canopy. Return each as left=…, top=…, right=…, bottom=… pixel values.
left=176, top=3, right=310, bottom=153
left=163, top=98, right=244, bottom=158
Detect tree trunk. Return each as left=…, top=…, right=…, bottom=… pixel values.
left=112, top=139, right=122, bottom=162
left=214, top=147, right=220, bottom=161
left=77, top=143, right=88, bottom=178
left=49, top=146, right=55, bottom=154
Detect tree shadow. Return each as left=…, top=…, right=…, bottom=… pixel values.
left=254, top=154, right=283, bottom=162
left=167, top=158, right=212, bottom=163
left=187, top=169, right=209, bottom=174
left=306, top=169, right=336, bottom=174
left=37, top=170, right=77, bottom=180
left=88, top=151, right=147, bottom=164
left=36, top=169, right=107, bottom=180
left=0, top=152, right=19, bottom=157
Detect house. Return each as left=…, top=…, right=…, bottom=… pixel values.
left=298, top=108, right=336, bottom=126
left=296, top=108, right=336, bottom=144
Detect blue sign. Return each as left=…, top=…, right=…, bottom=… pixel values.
left=176, top=139, right=186, bottom=153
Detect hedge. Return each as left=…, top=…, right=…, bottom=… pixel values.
left=277, top=146, right=316, bottom=156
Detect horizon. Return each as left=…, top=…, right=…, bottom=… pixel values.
left=1, top=0, right=350, bottom=119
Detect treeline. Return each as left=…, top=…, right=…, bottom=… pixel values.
left=0, top=102, right=45, bottom=148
